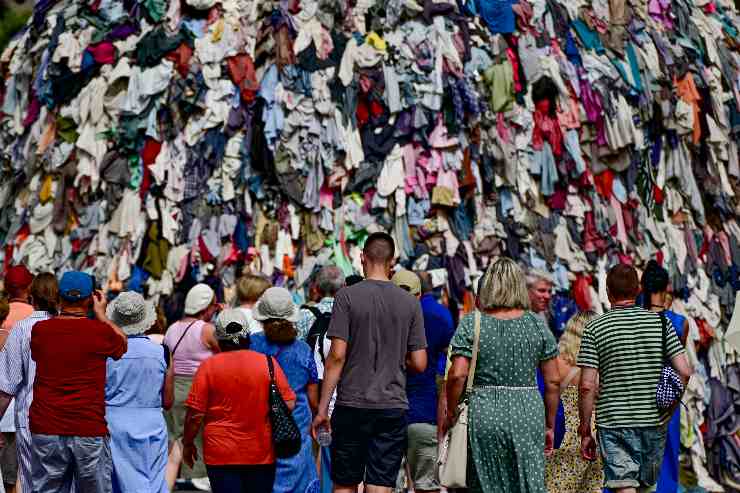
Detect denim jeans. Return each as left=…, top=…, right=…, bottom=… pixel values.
left=31, top=434, right=112, bottom=493
left=597, top=425, right=668, bottom=491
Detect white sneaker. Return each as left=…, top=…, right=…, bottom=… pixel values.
left=191, top=477, right=211, bottom=491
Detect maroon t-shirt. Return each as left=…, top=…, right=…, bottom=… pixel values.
left=30, top=317, right=126, bottom=436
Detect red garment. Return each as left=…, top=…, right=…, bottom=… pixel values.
left=573, top=275, right=593, bottom=311
left=165, top=43, right=194, bottom=78
left=185, top=351, right=296, bottom=465
left=593, top=170, right=615, bottom=199
left=141, top=139, right=162, bottom=165
left=532, top=108, right=563, bottom=156
left=226, top=54, right=259, bottom=103
left=87, top=42, right=116, bottom=65
left=30, top=318, right=126, bottom=436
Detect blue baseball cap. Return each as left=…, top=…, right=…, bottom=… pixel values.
left=59, top=272, right=94, bottom=302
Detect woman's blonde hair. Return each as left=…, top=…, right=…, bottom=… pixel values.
left=478, top=258, right=530, bottom=311
left=558, top=311, right=597, bottom=366
left=236, top=274, right=272, bottom=305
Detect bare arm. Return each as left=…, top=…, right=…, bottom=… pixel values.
left=182, top=407, right=205, bottom=468
left=200, top=323, right=220, bottom=353
left=437, top=374, right=448, bottom=441
left=540, top=358, right=560, bottom=430
left=406, top=349, right=428, bottom=374
left=445, top=356, right=470, bottom=426
left=578, top=367, right=599, bottom=436
left=162, top=361, right=175, bottom=410
left=306, top=383, right=319, bottom=416
left=93, top=292, right=128, bottom=355
left=310, top=338, right=346, bottom=439
left=681, top=320, right=689, bottom=347
left=671, top=352, right=693, bottom=384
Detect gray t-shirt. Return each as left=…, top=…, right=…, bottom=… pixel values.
left=327, top=280, right=427, bottom=410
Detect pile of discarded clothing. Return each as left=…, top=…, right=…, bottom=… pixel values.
left=2, top=0, right=740, bottom=487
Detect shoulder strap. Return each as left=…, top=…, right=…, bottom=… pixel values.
left=169, top=320, right=198, bottom=356
left=659, top=312, right=668, bottom=364
left=266, top=354, right=275, bottom=384
left=303, top=306, right=323, bottom=319
left=560, top=367, right=580, bottom=391
left=466, top=311, right=482, bottom=393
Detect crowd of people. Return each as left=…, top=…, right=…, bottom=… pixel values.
left=0, top=231, right=695, bottom=493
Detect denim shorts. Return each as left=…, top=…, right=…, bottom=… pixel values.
left=597, top=425, right=668, bottom=491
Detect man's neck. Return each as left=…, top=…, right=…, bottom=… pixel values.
left=364, top=266, right=389, bottom=282
left=611, top=299, right=635, bottom=308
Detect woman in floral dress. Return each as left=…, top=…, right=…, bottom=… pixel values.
left=545, top=311, right=603, bottom=493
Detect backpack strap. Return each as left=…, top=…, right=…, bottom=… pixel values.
left=302, top=305, right=323, bottom=319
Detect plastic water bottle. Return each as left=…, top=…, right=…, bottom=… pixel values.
left=317, top=427, right=332, bottom=447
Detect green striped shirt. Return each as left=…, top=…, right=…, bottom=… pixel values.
left=577, top=307, right=685, bottom=428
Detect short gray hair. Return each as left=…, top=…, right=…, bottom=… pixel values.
left=526, top=269, right=555, bottom=289
left=315, top=265, right=345, bottom=297
left=478, top=258, right=531, bottom=311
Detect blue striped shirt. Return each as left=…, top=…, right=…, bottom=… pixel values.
left=0, top=311, right=51, bottom=429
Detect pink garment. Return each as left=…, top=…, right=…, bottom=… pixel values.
left=87, top=42, right=116, bottom=65
left=718, top=231, right=732, bottom=265
left=609, top=195, right=628, bottom=248
left=2, top=302, right=33, bottom=331
left=164, top=320, right=214, bottom=376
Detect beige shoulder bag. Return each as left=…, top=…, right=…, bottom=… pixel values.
left=439, top=311, right=481, bottom=488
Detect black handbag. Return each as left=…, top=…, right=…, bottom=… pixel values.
left=266, top=355, right=302, bottom=458
left=656, top=313, right=685, bottom=410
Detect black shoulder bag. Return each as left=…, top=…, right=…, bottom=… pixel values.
left=266, top=355, right=302, bottom=458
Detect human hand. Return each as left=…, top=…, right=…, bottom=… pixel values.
left=92, top=291, right=108, bottom=320
left=544, top=427, right=555, bottom=456
left=580, top=433, right=598, bottom=461
left=183, top=442, right=198, bottom=469
left=311, top=413, right=330, bottom=442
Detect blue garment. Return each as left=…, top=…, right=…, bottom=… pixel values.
left=657, top=310, right=685, bottom=493
left=537, top=369, right=566, bottom=449
left=250, top=334, right=320, bottom=493
left=105, top=337, right=168, bottom=493
left=476, top=0, right=515, bottom=34
left=407, top=295, right=455, bottom=425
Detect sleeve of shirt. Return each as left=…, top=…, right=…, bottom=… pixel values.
left=184, top=361, right=210, bottom=413
left=0, top=328, right=24, bottom=395
left=577, top=321, right=599, bottom=369
left=664, top=318, right=685, bottom=359
left=273, top=361, right=296, bottom=403
left=450, top=314, right=474, bottom=359
left=99, top=321, right=126, bottom=360
left=296, top=309, right=315, bottom=341
left=326, top=291, right=349, bottom=341
left=537, top=316, right=559, bottom=361
left=407, top=301, right=427, bottom=352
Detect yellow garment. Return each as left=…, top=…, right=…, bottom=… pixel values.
left=39, top=176, right=54, bottom=204
left=365, top=32, right=387, bottom=52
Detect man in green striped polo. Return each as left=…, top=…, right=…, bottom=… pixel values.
left=576, top=264, right=693, bottom=493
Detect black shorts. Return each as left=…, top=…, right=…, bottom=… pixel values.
left=330, top=406, right=407, bottom=487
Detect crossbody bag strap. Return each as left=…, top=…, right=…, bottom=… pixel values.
left=266, top=354, right=276, bottom=384
left=560, top=367, right=581, bottom=391
left=466, top=311, right=482, bottom=393
left=659, top=313, right=668, bottom=364
left=169, top=320, right=198, bottom=357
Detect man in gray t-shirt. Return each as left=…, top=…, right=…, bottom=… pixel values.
left=312, top=232, right=427, bottom=493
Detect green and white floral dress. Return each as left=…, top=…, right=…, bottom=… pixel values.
left=450, top=312, right=558, bottom=493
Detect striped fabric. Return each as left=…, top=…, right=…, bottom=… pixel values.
left=0, top=311, right=51, bottom=493
left=577, top=307, right=684, bottom=428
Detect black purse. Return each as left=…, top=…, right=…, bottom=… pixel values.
left=266, top=355, right=302, bottom=458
